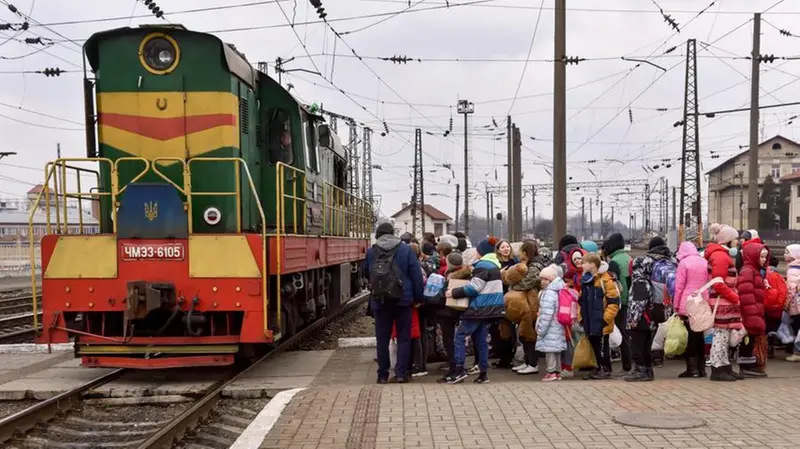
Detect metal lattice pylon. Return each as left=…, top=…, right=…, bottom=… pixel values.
left=361, top=127, right=374, bottom=219
left=411, top=128, right=425, bottom=237
left=347, top=121, right=360, bottom=198
left=679, top=39, right=701, bottom=244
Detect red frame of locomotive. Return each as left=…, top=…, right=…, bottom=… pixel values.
left=38, top=233, right=368, bottom=369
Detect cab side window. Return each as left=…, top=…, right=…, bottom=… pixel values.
left=266, top=108, right=293, bottom=165
left=302, top=114, right=319, bottom=172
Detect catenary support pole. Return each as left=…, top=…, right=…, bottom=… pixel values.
left=553, top=0, right=567, bottom=243
left=747, top=13, right=761, bottom=230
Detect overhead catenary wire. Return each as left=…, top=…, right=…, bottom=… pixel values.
left=505, top=0, right=545, bottom=115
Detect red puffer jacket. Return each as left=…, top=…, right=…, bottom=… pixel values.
left=737, top=243, right=766, bottom=335
left=705, top=243, right=739, bottom=303
left=764, top=267, right=788, bottom=319
left=704, top=243, right=742, bottom=329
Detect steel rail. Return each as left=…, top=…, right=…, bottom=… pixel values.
left=0, top=369, right=126, bottom=443
left=135, top=291, right=370, bottom=449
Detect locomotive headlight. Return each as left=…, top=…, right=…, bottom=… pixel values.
left=139, top=33, right=180, bottom=75
left=203, top=206, right=222, bottom=226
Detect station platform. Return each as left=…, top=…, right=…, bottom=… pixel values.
left=254, top=347, right=800, bottom=449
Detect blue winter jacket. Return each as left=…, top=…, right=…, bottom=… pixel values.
left=451, top=253, right=505, bottom=320
left=536, top=277, right=568, bottom=353
left=364, top=235, right=424, bottom=310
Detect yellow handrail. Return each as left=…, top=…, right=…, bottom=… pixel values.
left=31, top=158, right=117, bottom=333
left=188, top=157, right=269, bottom=335
left=322, top=182, right=371, bottom=238
left=275, top=162, right=308, bottom=337
left=151, top=157, right=189, bottom=195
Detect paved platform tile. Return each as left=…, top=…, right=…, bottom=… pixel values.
left=259, top=347, right=800, bottom=449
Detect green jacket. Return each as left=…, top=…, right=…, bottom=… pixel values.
left=608, top=249, right=631, bottom=306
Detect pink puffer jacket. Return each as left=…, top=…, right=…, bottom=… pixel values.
left=673, top=242, right=710, bottom=316
left=786, top=245, right=800, bottom=316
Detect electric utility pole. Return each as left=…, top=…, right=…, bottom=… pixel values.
left=553, top=0, right=567, bottom=243
left=507, top=116, right=513, bottom=240
left=679, top=39, right=701, bottom=244
left=747, top=13, right=762, bottom=230
left=512, top=125, right=523, bottom=241
left=458, top=100, right=474, bottom=238
left=412, top=128, right=425, bottom=237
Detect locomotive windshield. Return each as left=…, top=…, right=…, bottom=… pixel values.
left=266, top=108, right=293, bottom=165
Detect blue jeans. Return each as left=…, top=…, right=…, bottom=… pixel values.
left=374, top=301, right=412, bottom=379
left=455, top=319, right=489, bottom=373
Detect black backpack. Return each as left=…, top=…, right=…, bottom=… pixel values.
left=369, top=244, right=405, bottom=302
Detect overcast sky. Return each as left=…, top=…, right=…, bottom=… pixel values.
left=0, top=0, right=797, bottom=227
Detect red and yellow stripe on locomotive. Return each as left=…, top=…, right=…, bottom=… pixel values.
left=31, top=24, right=371, bottom=369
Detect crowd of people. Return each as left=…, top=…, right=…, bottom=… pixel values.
left=363, top=221, right=800, bottom=384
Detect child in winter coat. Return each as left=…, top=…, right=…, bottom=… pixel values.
left=764, top=253, right=786, bottom=358
left=536, top=264, right=567, bottom=381
left=674, top=241, right=711, bottom=378
left=705, top=223, right=743, bottom=381
left=785, top=244, right=800, bottom=362
left=737, top=243, right=768, bottom=377
left=578, top=253, right=620, bottom=379
left=507, top=240, right=545, bottom=375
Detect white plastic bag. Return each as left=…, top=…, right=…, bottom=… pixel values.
left=776, top=322, right=795, bottom=345
left=651, top=322, right=668, bottom=351
left=609, top=325, right=622, bottom=349
left=389, top=338, right=397, bottom=369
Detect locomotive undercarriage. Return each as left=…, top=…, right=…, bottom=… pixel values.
left=62, top=263, right=362, bottom=343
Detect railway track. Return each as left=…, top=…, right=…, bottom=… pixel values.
left=0, top=291, right=370, bottom=449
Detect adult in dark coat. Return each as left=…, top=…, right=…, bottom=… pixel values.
left=365, top=223, right=425, bottom=383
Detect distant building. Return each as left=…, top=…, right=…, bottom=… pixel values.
left=781, top=171, right=800, bottom=230
left=0, top=191, right=99, bottom=242
left=390, top=203, right=453, bottom=237
left=707, top=135, right=800, bottom=229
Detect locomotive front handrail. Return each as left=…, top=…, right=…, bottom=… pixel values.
left=188, top=157, right=269, bottom=336
left=43, top=161, right=103, bottom=235
left=30, top=157, right=117, bottom=334
left=151, top=157, right=189, bottom=196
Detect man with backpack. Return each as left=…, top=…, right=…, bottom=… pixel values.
left=366, top=222, right=425, bottom=384
left=624, top=237, right=676, bottom=382
left=601, top=233, right=633, bottom=375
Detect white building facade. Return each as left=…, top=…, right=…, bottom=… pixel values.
left=390, top=203, right=453, bottom=237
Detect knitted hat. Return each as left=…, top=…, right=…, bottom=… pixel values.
left=375, top=222, right=394, bottom=238
left=540, top=264, right=562, bottom=281
left=648, top=236, right=666, bottom=250
left=747, top=229, right=759, bottom=240
left=447, top=252, right=463, bottom=268
left=476, top=238, right=495, bottom=256
left=709, top=223, right=738, bottom=245
left=580, top=240, right=599, bottom=253
left=400, top=232, right=414, bottom=244
left=558, top=234, right=579, bottom=250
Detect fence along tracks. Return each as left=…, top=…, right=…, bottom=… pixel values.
left=0, top=292, right=369, bottom=449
